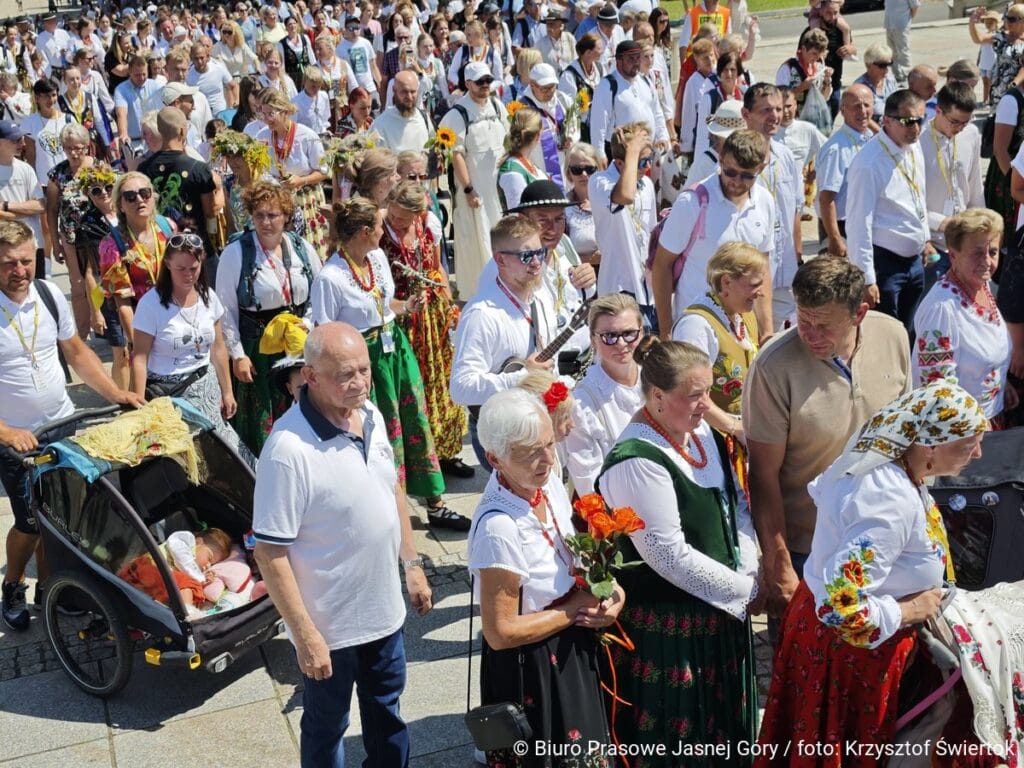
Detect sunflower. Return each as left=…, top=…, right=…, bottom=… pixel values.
left=435, top=127, right=457, bottom=149
left=577, top=89, right=591, bottom=113
left=507, top=100, right=526, bottom=118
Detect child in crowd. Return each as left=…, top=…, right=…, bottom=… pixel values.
left=969, top=7, right=1000, bottom=104
left=292, top=66, right=332, bottom=134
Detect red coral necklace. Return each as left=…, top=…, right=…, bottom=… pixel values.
left=642, top=407, right=708, bottom=468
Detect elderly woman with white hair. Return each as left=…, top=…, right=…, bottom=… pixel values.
left=469, top=388, right=622, bottom=767
left=852, top=42, right=898, bottom=130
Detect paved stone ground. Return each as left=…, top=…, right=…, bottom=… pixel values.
left=0, top=10, right=982, bottom=766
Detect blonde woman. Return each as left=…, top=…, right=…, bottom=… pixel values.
left=313, top=33, right=358, bottom=130
left=336, top=147, right=402, bottom=208
left=505, top=46, right=541, bottom=104
left=212, top=20, right=259, bottom=78
left=497, top=107, right=547, bottom=212
left=563, top=142, right=600, bottom=267
left=254, top=89, right=329, bottom=259
left=258, top=46, right=298, bottom=100
left=447, top=20, right=503, bottom=100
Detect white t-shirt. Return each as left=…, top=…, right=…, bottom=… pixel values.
left=0, top=281, right=76, bottom=431
left=133, top=290, right=226, bottom=376
left=336, top=37, right=377, bottom=93
left=291, top=90, right=332, bottom=135
left=0, top=159, right=45, bottom=246
left=254, top=396, right=405, bottom=649
left=21, top=112, right=69, bottom=189
left=187, top=60, right=233, bottom=114
left=310, top=249, right=396, bottom=331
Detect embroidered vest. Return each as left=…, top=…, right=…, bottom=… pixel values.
left=684, top=303, right=759, bottom=415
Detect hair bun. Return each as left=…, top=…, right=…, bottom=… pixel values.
left=633, top=333, right=658, bottom=365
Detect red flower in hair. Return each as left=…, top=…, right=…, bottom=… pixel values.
left=542, top=381, right=570, bottom=413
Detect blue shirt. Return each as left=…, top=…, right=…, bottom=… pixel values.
left=113, top=78, right=162, bottom=140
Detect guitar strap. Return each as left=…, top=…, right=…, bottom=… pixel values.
left=529, top=299, right=542, bottom=354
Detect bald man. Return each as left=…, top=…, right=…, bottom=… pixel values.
left=373, top=69, right=435, bottom=154
left=815, top=83, right=877, bottom=259
left=254, top=321, right=431, bottom=768
left=908, top=63, right=939, bottom=118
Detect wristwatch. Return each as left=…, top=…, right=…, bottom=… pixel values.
left=464, top=186, right=475, bottom=195
left=402, top=557, right=424, bottom=570
left=2, top=201, right=8, bottom=213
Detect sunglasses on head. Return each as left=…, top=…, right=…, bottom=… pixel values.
left=888, top=114, right=925, bottom=127
left=720, top=166, right=758, bottom=182
left=89, top=183, right=114, bottom=196
left=121, top=187, right=153, bottom=203
left=168, top=231, right=204, bottom=252
left=569, top=164, right=597, bottom=175
left=499, top=246, right=546, bottom=265
left=596, top=329, right=642, bottom=345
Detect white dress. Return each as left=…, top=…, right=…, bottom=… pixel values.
left=912, top=276, right=1011, bottom=419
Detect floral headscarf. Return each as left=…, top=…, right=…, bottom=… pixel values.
left=830, top=380, right=988, bottom=478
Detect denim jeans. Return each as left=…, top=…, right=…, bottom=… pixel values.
left=468, top=413, right=492, bottom=473
left=873, top=245, right=924, bottom=333
left=300, top=629, right=410, bottom=768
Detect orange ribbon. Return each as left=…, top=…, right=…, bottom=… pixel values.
left=599, top=621, right=636, bottom=768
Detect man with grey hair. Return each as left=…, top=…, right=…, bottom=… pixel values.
left=254, top=321, right=430, bottom=768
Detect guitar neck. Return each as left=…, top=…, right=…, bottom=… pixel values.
left=536, top=298, right=591, bottom=362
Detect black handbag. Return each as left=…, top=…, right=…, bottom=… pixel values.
left=463, top=513, right=533, bottom=752
left=144, top=365, right=208, bottom=399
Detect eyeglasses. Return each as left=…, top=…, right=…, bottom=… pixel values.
left=940, top=110, right=971, bottom=128
left=720, top=166, right=758, bottom=182
left=406, top=172, right=429, bottom=180
left=887, top=114, right=925, bottom=127
left=638, top=154, right=654, bottom=169
left=253, top=211, right=285, bottom=222
left=569, top=164, right=597, bottom=176
left=121, top=187, right=153, bottom=203
left=88, top=184, right=114, bottom=196
left=498, top=246, right=546, bottom=265
left=472, top=77, right=494, bottom=87
left=596, top=328, right=642, bottom=345
left=871, top=61, right=892, bottom=68
left=168, top=231, right=204, bottom=252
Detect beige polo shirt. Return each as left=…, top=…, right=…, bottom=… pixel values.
left=742, top=310, right=911, bottom=554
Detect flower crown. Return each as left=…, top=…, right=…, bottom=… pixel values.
left=542, top=381, right=569, bottom=413
left=75, top=163, right=117, bottom=193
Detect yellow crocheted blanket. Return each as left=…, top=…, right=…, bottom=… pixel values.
left=71, top=398, right=202, bottom=483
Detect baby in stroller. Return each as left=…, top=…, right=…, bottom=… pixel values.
left=119, top=528, right=233, bottom=617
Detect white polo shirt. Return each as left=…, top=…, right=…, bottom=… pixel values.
left=589, top=164, right=658, bottom=304
left=815, top=125, right=872, bottom=222
left=0, top=280, right=76, bottom=431
left=846, top=130, right=930, bottom=286
left=659, top=172, right=774, bottom=324
left=253, top=393, right=405, bottom=650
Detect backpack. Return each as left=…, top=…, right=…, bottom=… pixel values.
left=564, top=65, right=595, bottom=142
left=645, top=182, right=709, bottom=289
left=108, top=215, right=174, bottom=259
left=600, top=74, right=620, bottom=160
left=448, top=96, right=504, bottom=206
left=233, top=228, right=314, bottom=310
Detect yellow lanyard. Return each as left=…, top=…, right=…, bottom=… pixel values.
left=880, top=139, right=923, bottom=208
left=841, top=125, right=867, bottom=153
left=930, top=122, right=957, bottom=198
left=0, top=300, right=40, bottom=369
left=126, top=222, right=164, bottom=286
left=759, top=156, right=777, bottom=197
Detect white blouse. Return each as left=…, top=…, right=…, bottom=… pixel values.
left=565, top=363, right=644, bottom=496
left=215, top=234, right=322, bottom=359
left=253, top=121, right=326, bottom=178
left=804, top=462, right=947, bottom=649
left=468, top=471, right=578, bottom=615
left=912, top=277, right=1011, bottom=420
left=309, top=249, right=396, bottom=331
left=599, top=421, right=759, bottom=620
left=564, top=201, right=597, bottom=258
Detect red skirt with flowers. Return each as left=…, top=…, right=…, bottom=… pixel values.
left=755, top=581, right=916, bottom=767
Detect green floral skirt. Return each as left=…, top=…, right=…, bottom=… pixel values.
left=230, top=336, right=291, bottom=457
left=607, top=595, right=757, bottom=768
left=365, top=323, right=445, bottom=499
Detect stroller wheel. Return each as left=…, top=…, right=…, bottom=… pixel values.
left=44, top=572, right=133, bottom=698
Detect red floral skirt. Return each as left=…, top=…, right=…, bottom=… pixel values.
left=755, top=582, right=916, bottom=767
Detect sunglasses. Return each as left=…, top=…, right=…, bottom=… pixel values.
left=887, top=114, right=925, bottom=127
left=472, top=77, right=495, bottom=87
left=872, top=61, right=892, bottom=68
left=121, top=187, right=153, bottom=203
left=597, top=329, right=642, bottom=345
left=168, top=231, right=204, bottom=252
left=406, top=172, right=429, bottom=180
left=638, top=154, right=654, bottom=169
left=499, top=246, right=546, bottom=265
left=222, top=28, right=233, bottom=34
left=88, top=184, right=114, bottom=196
left=721, top=166, right=758, bottom=182
left=1008, top=14, right=1023, bottom=21
left=569, top=164, right=597, bottom=176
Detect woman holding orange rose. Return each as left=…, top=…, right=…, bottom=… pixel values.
left=755, top=381, right=986, bottom=765
left=597, top=337, right=762, bottom=767
left=468, top=388, right=623, bottom=768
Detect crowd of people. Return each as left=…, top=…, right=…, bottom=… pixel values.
left=0, top=0, right=1023, bottom=765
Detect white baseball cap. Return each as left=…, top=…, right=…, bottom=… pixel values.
left=464, top=61, right=493, bottom=82
left=529, top=63, right=558, bottom=87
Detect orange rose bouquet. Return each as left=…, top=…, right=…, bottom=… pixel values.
left=565, top=493, right=645, bottom=600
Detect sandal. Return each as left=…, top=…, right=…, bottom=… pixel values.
left=440, top=457, right=475, bottom=478
left=427, top=505, right=471, bottom=532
